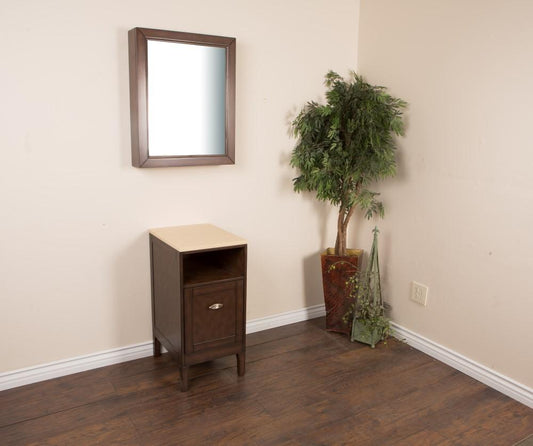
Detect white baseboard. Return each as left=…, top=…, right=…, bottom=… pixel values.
left=1, top=306, right=531, bottom=410
left=391, top=322, right=533, bottom=409
left=245, top=303, right=326, bottom=334
left=0, top=342, right=154, bottom=392
left=0, top=304, right=327, bottom=392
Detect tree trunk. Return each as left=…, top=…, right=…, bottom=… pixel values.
left=336, top=207, right=346, bottom=256
left=335, top=205, right=356, bottom=256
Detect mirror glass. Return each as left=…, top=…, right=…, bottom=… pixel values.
left=147, top=40, right=226, bottom=156
left=128, top=28, right=236, bottom=167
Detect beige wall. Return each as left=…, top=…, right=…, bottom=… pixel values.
left=357, top=0, right=533, bottom=387
left=5, top=0, right=530, bottom=392
left=0, top=0, right=359, bottom=372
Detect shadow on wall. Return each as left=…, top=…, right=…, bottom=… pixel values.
left=302, top=251, right=325, bottom=309
left=302, top=198, right=333, bottom=309
left=117, top=28, right=133, bottom=168
left=312, top=197, right=332, bottom=250
left=280, top=121, right=334, bottom=311
left=112, top=232, right=152, bottom=346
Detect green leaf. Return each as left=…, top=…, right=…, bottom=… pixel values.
left=289, top=71, right=407, bottom=252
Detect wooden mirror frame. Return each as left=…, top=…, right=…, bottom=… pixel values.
left=128, top=27, right=236, bottom=167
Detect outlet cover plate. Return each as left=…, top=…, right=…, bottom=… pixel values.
left=411, top=281, right=429, bottom=306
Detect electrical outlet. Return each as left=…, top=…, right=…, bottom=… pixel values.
left=411, top=281, right=428, bottom=306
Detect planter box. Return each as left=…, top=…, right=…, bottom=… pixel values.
left=351, top=319, right=383, bottom=348
left=320, top=248, right=363, bottom=334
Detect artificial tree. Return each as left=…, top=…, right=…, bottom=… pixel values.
left=290, top=71, right=407, bottom=256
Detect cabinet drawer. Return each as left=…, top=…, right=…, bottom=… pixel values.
left=184, top=280, right=244, bottom=353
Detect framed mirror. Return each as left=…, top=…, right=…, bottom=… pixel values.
left=128, top=28, right=236, bottom=167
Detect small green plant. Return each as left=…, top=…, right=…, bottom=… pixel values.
left=343, top=227, right=391, bottom=348
left=290, top=71, right=407, bottom=256
left=345, top=271, right=391, bottom=342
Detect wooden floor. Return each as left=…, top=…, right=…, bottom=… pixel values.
left=1, top=318, right=532, bottom=445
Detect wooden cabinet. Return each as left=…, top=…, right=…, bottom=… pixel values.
left=149, top=224, right=247, bottom=391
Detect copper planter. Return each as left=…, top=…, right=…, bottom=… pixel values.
left=321, top=248, right=363, bottom=334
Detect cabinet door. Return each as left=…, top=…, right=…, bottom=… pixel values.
left=184, top=280, right=243, bottom=353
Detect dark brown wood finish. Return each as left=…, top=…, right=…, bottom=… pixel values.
left=0, top=318, right=532, bottom=445
left=150, top=234, right=246, bottom=391
left=321, top=248, right=362, bottom=334
left=150, top=236, right=183, bottom=360
left=128, top=27, right=236, bottom=168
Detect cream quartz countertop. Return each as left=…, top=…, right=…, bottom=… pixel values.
left=149, top=224, right=247, bottom=252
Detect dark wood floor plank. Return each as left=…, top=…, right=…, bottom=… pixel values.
left=26, top=415, right=142, bottom=446
left=0, top=353, right=179, bottom=428
left=136, top=396, right=272, bottom=446
left=0, top=371, right=116, bottom=427
left=0, top=367, right=237, bottom=446
left=394, top=429, right=452, bottom=446
left=0, top=318, right=531, bottom=446
left=246, top=318, right=325, bottom=347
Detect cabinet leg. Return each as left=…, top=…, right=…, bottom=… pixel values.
left=179, top=366, right=189, bottom=392
left=237, top=353, right=245, bottom=376
left=153, top=337, right=161, bottom=357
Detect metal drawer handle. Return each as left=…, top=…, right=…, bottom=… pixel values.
left=209, top=303, right=224, bottom=310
